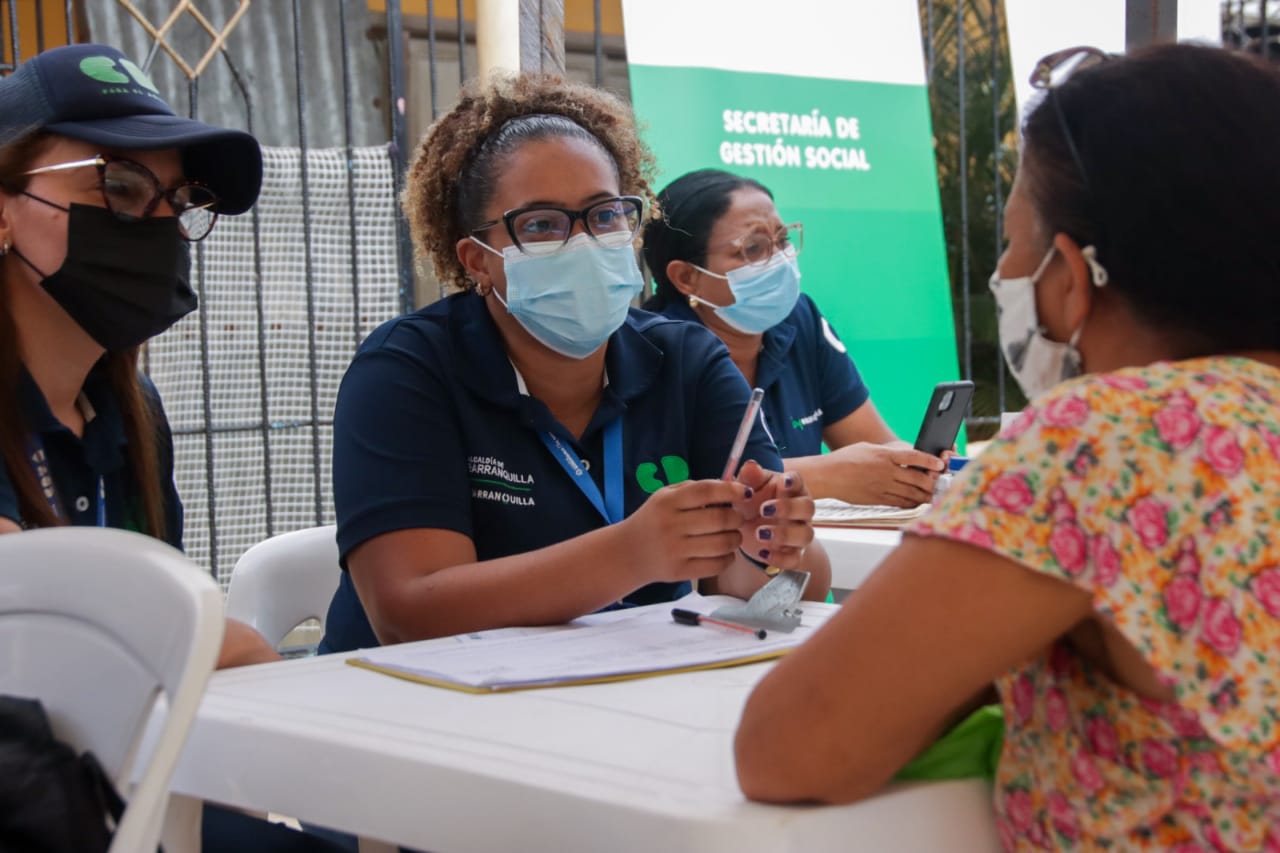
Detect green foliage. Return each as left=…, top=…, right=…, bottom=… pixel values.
left=919, top=0, right=1024, bottom=436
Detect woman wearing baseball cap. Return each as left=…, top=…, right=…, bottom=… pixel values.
left=0, top=44, right=344, bottom=851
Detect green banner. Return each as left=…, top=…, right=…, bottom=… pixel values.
left=626, top=54, right=960, bottom=447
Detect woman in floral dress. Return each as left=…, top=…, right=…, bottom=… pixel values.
left=734, top=43, right=1280, bottom=852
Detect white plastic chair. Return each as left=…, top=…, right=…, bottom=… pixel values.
left=0, top=526, right=224, bottom=853
left=225, top=525, right=341, bottom=650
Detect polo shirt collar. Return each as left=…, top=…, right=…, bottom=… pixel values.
left=17, top=362, right=128, bottom=472
left=451, top=293, right=523, bottom=410
left=450, top=293, right=663, bottom=436
left=17, top=368, right=63, bottom=433
left=662, top=298, right=797, bottom=391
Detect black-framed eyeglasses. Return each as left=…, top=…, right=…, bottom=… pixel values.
left=20, top=154, right=220, bottom=241
left=714, top=223, right=803, bottom=268
left=1030, top=46, right=1114, bottom=192
left=471, top=195, right=644, bottom=257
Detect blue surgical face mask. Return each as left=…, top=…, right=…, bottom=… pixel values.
left=688, top=247, right=801, bottom=334
left=474, top=232, right=644, bottom=359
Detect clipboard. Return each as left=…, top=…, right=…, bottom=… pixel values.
left=346, top=594, right=836, bottom=694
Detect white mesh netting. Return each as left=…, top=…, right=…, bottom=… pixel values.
left=147, top=145, right=402, bottom=587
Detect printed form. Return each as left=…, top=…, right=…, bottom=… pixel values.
left=349, top=593, right=837, bottom=693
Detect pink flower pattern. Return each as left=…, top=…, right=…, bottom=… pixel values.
left=1085, top=715, right=1120, bottom=762
left=1141, top=739, right=1180, bottom=778
left=1043, top=394, right=1091, bottom=429
left=1045, top=688, right=1070, bottom=732
left=1175, top=536, right=1202, bottom=577
left=985, top=473, right=1034, bottom=514
left=1002, top=408, right=1037, bottom=439
left=1005, top=788, right=1033, bottom=831
left=1071, top=749, right=1105, bottom=793
left=1253, top=568, right=1280, bottom=618
left=1202, top=597, right=1242, bottom=657
left=1047, top=791, right=1080, bottom=842
left=1264, top=428, right=1280, bottom=463
left=1164, top=575, right=1203, bottom=631
left=908, top=358, right=1280, bottom=850
left=1049, top=523, right=1088, bottom=576
left=951, top=522, right=995, bottom=550
left=1130, top=497, right=1170, bottom=549
left=1154, top=398, right=1201, bottom=450
left=1091, top=534, right=1121, bottom=588
left=1012, top=674, right=1035, bottom=725
left=1202, top=425, right=1245, bottom=477
left=1101, top=373, right=1149, bottom=391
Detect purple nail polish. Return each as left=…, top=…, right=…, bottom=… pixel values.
left=762, top=503, right=777, bottom=517
left=744, top=486, right=754, bottom=499
left=758, top=549, right=771, bottom=560
left=757, top=527, right=773, bottom=541
left=783, top=474, right=796, bottom=489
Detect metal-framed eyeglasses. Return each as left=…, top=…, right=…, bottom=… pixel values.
left=471, top=195, right=644, bottom=257
left=713, top=222, right=803, bottom=268
left=20, top=154, right=221, bottom=241
left=1029, top=46, right=1114, bottom=191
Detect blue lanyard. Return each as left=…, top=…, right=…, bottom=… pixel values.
left=25, top=435, right=106, bottom=527
left=538, top=418, right=624, bottom=524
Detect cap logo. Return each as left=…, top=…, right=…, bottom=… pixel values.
left=78, top=55, right=162, bottom=98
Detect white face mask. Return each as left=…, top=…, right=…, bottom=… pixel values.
left=989, top=244, right=1108, bottom=400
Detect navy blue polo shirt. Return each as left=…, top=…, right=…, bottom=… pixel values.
left=321, top=292, right=780, bottom=653
left=1, top=366, right=182, bottom=548
left=659, top=294, right=870, bottom=458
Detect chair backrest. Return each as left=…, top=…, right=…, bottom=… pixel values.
left=225, top=525, right=341, bottom=649
left=0, top=527, right=224, bottom=853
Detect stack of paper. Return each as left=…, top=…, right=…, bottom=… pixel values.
left=348, top=593, right=837, bottom=693
left=812, top=499, right=930, bottom=527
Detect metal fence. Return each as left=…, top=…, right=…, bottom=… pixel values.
left=0, top=0, right=1262, bottom=583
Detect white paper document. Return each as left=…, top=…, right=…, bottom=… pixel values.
left=349, top=593, right=837, bottom=693
left=813, top=498, right=930, bottom=527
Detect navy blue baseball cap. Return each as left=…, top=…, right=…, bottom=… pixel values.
left=0, top=43, right=262, bottom=215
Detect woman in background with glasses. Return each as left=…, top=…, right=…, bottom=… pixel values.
left=643, top=169, right=946, bottom=509
left=321, top=75, right=829, bottom=654
left=735, top=43, right=1280, bottom=850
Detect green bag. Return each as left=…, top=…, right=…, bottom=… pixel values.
left=894, top=704, right=1004, bottom=782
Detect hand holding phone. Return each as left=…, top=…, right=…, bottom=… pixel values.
left=913, top=381, right=975, bottom=459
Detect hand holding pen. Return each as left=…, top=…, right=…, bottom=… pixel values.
left=719, top=387, right=814, bottom=573
left=732, top=460, right=815, bottom=572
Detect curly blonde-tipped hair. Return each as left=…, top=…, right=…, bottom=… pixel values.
left=402, top=73, right=657, bottom=292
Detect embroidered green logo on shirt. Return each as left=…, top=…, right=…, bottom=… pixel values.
left=791, top=407, right=824, bottom=431
left=635, top=455, right=690, bottom=494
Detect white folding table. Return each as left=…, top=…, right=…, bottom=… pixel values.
left=161, top=631, right=997, bottom=852
left=815, top=525, right=903, bottom=590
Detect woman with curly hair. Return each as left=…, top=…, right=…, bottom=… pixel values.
left=320, top=75, right=829, bottom=653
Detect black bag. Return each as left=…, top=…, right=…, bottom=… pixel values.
left=0, top=695, right=125, bottom=853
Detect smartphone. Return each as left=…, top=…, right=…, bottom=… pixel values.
left=913, top=381, right=975, bottom=458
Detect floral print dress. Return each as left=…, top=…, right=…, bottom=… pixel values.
left=911, top=357, right=1280, bottom=852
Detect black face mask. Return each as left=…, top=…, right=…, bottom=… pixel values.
left=13, top=203, right=196, bottom=352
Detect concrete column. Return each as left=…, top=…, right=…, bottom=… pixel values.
left=476, top=0, right=565, bottom=78
left=1127, top=0, right=1180, bottom=49
left=477, top=0, right=521, bottom=76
